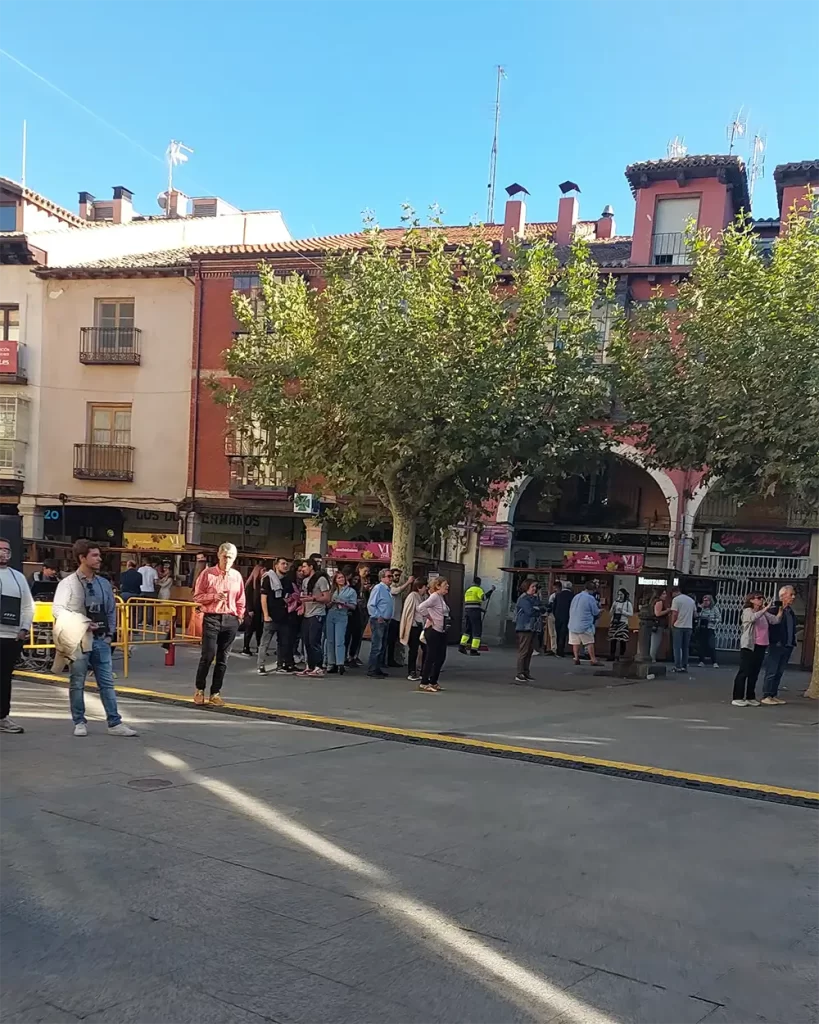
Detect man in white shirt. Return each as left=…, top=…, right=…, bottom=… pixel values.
left=138, top=558, right=158, bottom=595
left=670, top=585, right=697, bottom=674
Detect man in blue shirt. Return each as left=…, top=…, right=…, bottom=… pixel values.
left=568, top=580, right=601, bottom=666
left=53, top=539, right=137, bottom=738
left=762, top=585, right=798, bottom=704
left=366, top=567, right=394, bottom=678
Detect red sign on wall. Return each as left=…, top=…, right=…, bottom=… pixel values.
left=563, top=550, right=644, bottom=574
left=0, top=341, right=18, bottom=374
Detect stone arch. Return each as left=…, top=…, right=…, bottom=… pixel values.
left=495, top=475, right=533, bottom=525
left=685, top=477, right=719, bottom=532
left=609, top=443, right=680, bottom=532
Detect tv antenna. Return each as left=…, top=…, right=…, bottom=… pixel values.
left=486, top=65, right=506, bottom=224
left=749, top=132, right=767, bottom=206
left=666, top=136, right=688, bottom=159
left=726, top=108, right=747, bottom=154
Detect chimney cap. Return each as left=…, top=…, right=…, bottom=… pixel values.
left=112, top=185, right=133, bottom=201
left=78, top=191, right=95, bottom=204
left=505, top=182, right=531, bottom=198
left=601, top=204, right=614, bottom=217
left=559, top=180, right=581, bottom=195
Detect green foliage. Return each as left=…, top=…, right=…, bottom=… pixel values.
left=218, top=220, right=613, bottom=567
left=612, top=210, right=819, bottom=512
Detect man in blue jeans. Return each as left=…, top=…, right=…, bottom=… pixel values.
left=367, top=567, right=394, bottom=678
left=53, top=539, right=137, bottom=738
left=670, top=585, right=696, bottom=674
left=762, top=585, right=798, bottom=704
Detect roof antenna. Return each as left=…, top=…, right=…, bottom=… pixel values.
left=726, top=107, right=747, bottom=155
left=486, top=65, right=506, bottom=224
left=748, top=132, right=766, bottom=207
left=666, top=136, right=687, bottom=159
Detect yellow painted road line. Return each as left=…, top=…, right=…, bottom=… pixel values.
left=16, top=670, right=819, bottom=806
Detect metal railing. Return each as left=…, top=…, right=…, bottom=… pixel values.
left=80, top=327, right=141, bottom=364
left=73, top=443, right=135, bottom=481
left=651, top=232, right=692, bottom=266
left=227, top=455, right=287, bottom=493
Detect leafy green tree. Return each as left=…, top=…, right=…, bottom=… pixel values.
left=218, top=222, right=613, bottom=574
left=612, top=210, right=819, bottom=691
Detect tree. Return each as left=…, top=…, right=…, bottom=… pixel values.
left=611, top=209, right=819, bottom=691
left=218, top=221, right=613, bottom=574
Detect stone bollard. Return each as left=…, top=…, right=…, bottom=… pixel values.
left=635, top=600, right=654, bottom=664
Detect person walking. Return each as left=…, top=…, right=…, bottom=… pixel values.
left=607, top=587, right=633, bottom=661
left=366, top=568, right=393, bottom=678
left=296, top=559, right=330, bottom=677
left=514, top=578, right=541, bottom=683
left=670, top=585, right=697, bottom=674
left=762, top=585, right=798, bottom=705
left=400, top=578, right=428, bottom=681
left=543, top=581, right=561, bottom=656
left=459, top=577, right=495, bottom=657
left=553, top=580, right=573, bottom=657
left=417, top=577, right=450, bottom=692
left=192, top=542, right=246, bottom=705
left=732, top=593, right=783, bottom=707
left=241, top=562, right=266, bottom=656
left=326, top=571, right=358, bottom=675
left=568, top=580, right=601, bottom=666
left=0, top=536, right=33, bottom=734
left=696, top=594, right=721, bottom=668
left=650, top=588, right=672, bottom=662
left=53, top=539, right=137, bottom=736
left=388, top=568, right=413, bottom=667
left=257, top=557, right=295, bottom=675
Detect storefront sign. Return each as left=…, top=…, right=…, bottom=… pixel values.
left=710, top=530, right=811, bottom=557
left=515, top=527, right=668, bottom=549
left=327, top=540, right=392, bottom=562
left=563, top=550, right=644, bottom=574
left=479, top=525, right=511, bottom=548
left=0, top=341, right=18, bottom=374
left=123, top=510, right=179, bottom=530
left=123, top=531, right=185, bottom=551
left=200, top=513, right=267, bottom=538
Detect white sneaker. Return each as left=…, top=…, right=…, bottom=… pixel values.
left=713, top=663, right=720, bottom=669
left=731, top=699, right=748, bottom=707
left=698, top=661, right=705, bottom=667
left=746, top=699, right=761, bottom=707
left=0, top=717, right=24, bottom=734
left=74, top=723, right=88, bottom=736
left=108, top=723, right=138, bottom=737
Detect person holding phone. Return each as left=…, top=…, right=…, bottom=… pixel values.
left=732, top=592, right=783, bottom=707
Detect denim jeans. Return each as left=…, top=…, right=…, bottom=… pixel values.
left=301, top=615, right=324, bottom=671
left=672, top=627, right=692, bottom=671
left=762, top=645, right=793, bottom=698
left=325, top=609, right=349, bottom=667
left=69, top=636, right=121, bottom=727
left=368, top=617, right=388, bottom=672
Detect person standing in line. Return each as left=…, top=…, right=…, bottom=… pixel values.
left=192, top=542, right=246, bottom=705
left=118, top=559, right=142, bottom=602
left=553, top=580, right=573, bottom=657
left=417, top=577, right=450, bottom=692
left=325, top=571, right=358, bottom=675
left=732, top=593, right=783, bottom=707
left=257, top=557, right=294, bottom=675
left=296, top=559, right=330, bottom=677
left=762, top=585, right=798, bottom=705
left=696, top=594, right=721, bottom=668
left=514, top=578, right=541, bottom=683
left=669, top=585, right=697, bottom=674
left=138, top=557, right=158, bottom=596
left=650, top=588, right=672, bottom=662
left=0, top=536, right=33, bottom=733
left=30, top=558, right=60, bottom=599
left=459, top=576, right=495, bottom=657
left=400, top=578, right=428, bottom=682
left=189, top=552, right=209, bottom=588
left=387, top=568, right=414, bottom=667
left=568, top=580, right=601, bottom=666
left=543, top=581, right=561, bottom=656
left=53, top=539, right=138, bottom=736
left=282, top=561, right=304, bottom=667
left=366, top=567, right=394, bottom=678
left=241, top=562, right=265, bottom=656
left=345, top=568, right=364, bottom=667
left=607, top=588, right=634, bottom=661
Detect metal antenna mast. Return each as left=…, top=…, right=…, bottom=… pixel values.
left=748, top=132, right=767, bottom=206
left=486, top=65, right=505, bottom=224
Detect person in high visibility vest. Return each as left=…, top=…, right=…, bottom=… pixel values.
left=459, top=577, right=495, bottom=656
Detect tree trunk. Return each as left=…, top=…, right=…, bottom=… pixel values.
left=804, top=599, right=819, bottom=699
left=390, top=511, right=416, bottom=577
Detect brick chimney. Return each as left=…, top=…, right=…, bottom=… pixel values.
left=595, top=205, right=615, bottom=239
left=111, top=186, right=134, bottom=224
left=501, top=198, right=526, bottom=253
left=555, top=196, right=578, bottom=245
left=78, top=191, right=95, bottom=220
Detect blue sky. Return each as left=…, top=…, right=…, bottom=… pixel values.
left=1, top=1, right=816, bottom=238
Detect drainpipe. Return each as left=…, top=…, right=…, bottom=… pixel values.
left=190, top=261, right=204, bottom=513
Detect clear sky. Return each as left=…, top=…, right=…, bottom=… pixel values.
left=1, top=0, right=817, bottom=238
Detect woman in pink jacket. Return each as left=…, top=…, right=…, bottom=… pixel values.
left=417, top=577, right=450, bottom=692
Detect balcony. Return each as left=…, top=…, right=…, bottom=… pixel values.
left=73, top=443, right=134, bottom=481
left=0, top=342, right=27, bottom=384
left=651, top=232, right=692, bottom=266
left=80, top=327, right=141, bottom=365
left=228, top=455, right=288, bottom=496
left=0, top=439, right=26, bottom=480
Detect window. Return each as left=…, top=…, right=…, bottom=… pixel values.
left=233, top=274, right=260, bottom=293
left=652, top=197, right=700, bottom=265
left=0, top=305, right=19, bottom=342
left=88, top=404, right=131, bottom=446
left=92, top=204, right=114, bottom=221
left=94, top=299, right=135, bottom=349
left=0, top=396, right=18, bottom=440
left=0, top=202, right=17, bottom=232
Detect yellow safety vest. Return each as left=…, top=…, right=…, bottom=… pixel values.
left=464, top=585, right=485, bottom=607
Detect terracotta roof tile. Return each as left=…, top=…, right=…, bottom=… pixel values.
left=0, top=176, right=87, bottom=227
left=624, top=154, right=750, bottom=213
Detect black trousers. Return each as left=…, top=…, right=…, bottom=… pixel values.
left=387, top=618, right=402, bottom=665
left=555, top=620, right=569, bottom=657
left=407, top=623, right=423, bottom=676
left=461, top=606, right=483, bottom=645
left=346, top=608, right=363, bottom=661
left=196, top=613, right=239, bottom=694
left=696, top=627, right=717, bottom=664
left=421, top=629, right=447, bottom=685
left=733, top=645, right=767, bottom=701
left=1, top=638, right=22, bottom=718
left=243, top=607, right=263, bottom=652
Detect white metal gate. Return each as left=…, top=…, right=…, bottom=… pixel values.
left=711, top=554, right=809, bottom=650
left=711, top=554, right=810, bottom=580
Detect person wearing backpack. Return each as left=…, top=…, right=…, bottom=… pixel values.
left=296, top=560, right=331, bottom=677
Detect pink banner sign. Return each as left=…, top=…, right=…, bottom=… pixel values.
left=328, top=540, right=392, bottom=563
left=479, top=525, right=511, bottom=547
left=562, top=550, right=644, bottom=574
